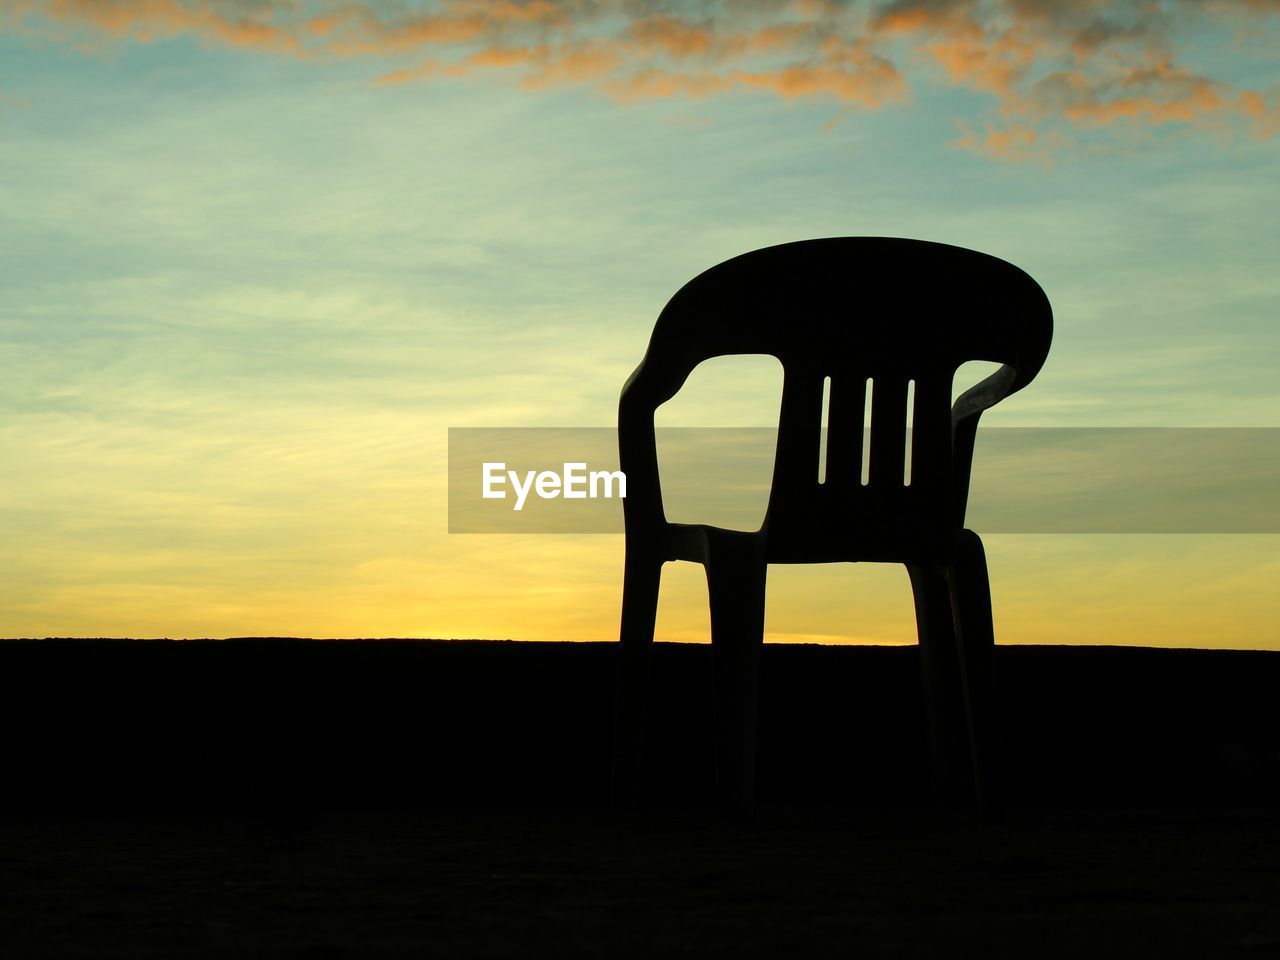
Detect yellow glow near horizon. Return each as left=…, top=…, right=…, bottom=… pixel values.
left=10, top=524, right=1279, bottom=650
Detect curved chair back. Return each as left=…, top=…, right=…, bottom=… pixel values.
left=624, top=237, right=1053, bottom=561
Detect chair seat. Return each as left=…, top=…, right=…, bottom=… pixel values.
left=661, top=522, right=759, bottom=566
left=658, top=520, right=958, bottom=566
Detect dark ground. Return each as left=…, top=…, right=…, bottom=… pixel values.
left=4, top=806, right=1279, bottom=959
left=1, top=640, right=1278, bottom=957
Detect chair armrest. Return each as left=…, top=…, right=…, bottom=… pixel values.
left=951, top=363, right=1018, bottom=525
left=618, top=363, right=666, bottom=536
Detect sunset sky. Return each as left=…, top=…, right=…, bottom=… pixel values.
left=2, top=0, right=1278, bottom=647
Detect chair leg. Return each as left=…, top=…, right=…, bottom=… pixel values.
left=612, top=549, right=662, bottom=808
left=948, top=529, right=1003, bottom=817
left=706, top=537, right=767, bottom=818
left=908, top=563, right=974, bottom=809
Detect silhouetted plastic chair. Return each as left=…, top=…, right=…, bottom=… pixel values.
left=612, top=237, right=1053, bottom=816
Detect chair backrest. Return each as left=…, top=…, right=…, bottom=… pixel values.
left=635, top=238, right=1052, bottom=560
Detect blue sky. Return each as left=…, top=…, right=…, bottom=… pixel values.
left=2, top=1, right=1278, bottom=644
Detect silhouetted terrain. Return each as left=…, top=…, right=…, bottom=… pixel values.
left=1, top=640, right=1276, bottom=812
left=1, top=640, right=1277, bottom=957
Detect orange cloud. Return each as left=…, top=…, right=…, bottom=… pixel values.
left=952, top=119, right=1072, bottom=165
left=870, top=0, right=1280, bottom=156
left=465, top=43, right=537, bottom=69
left=519, top=39, right=623, bottom=90
left=24, top=0, right=302, bottom=53
left=3, top=0, right=1279, bottom=161
left=628, top=13, right=715, bottom=59
left=734, top=59, right=907, bottom=108
left=605, top=68, right=732, bottom=101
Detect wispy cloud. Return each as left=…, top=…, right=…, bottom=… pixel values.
left=4, top=0, right=1276, bottom=160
